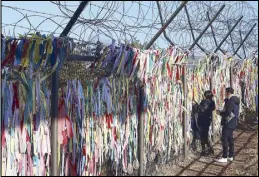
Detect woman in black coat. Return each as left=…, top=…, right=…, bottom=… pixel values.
left=198, top=90, right=215, bottom=156
left=190, top=100, right=200, bottom=151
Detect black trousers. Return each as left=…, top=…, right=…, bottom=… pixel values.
left=221, top=126, right=234, bottom=158
left=191, top=119, right=200, bottom=145
left=199, top=126, right=212, bottom=151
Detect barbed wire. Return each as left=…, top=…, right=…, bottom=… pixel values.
left=2, top=1, right=258, bottom=59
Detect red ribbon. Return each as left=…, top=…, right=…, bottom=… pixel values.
left=21, top=40, right=29, bottom=59
left=182, top=66, right=185, bottom=76
left=166, top=62, right=172, bottom=79
left=176, top=66, right=180, bottom=81
left=1, top=40, right=18, bottom=68
left=62, top=130, right=68, bottom=146
left=82, top=145, right=86, bottom=156
left=12, top=82, right=20, bottom=114
left=175, top=56, right=179, bottom=63
left=179, top=55, right=184, bottom=62
left=70, top=162, right=77, bottom=176
left=129, top=51, right=139, bottom=75
left=26, top=131, right=30, bottom=142
left=33, top=114, right=36, bottom=131
left=213, top=88, right=216, bottom=95
left=220, top=85, right=225, bottom=101
left=106, top=114, right=113, bottom=129
left=240, top=71, right=245, bottom=78
left=175, top=55, right=184, bottom=64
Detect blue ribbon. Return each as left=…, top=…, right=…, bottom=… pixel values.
left=35, top=75, right=41, bottom=131
left=125, top=49, right=134, bottom=76
left=29, top=40, right=36, bottom=69
left=112, top=45, right=124, bottom=73
left=1, top=37, right=6, bottom=61
left=15, top=39, right=24, bottom=66
left=58, top=43, right=66, bottom=70
left=50, top=38, right=57, bottom=66
left=34, top=40, right=46, bottom=69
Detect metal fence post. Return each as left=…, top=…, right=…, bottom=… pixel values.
left=138, top=85, right=144, bottom=176
left=239, top=30, right=247, bottom=59
left=50, top=2, right=90, bottom=176
left=230, top=66, right=233, bottom=88
left=185, top=5, right=209, bottom=54
left=145, top=1, right=188, bottom=49
left=188, top=5, right=225, bottom=51
left=213, top=16, right=243, bottom=53
left=210, top=66, right=215, bottom=143
left=0, top=95, right=2, bottom=177
left=0, top=37, right=3, bottom=177
left=233, top=23, right=257, bottom=56
left=182, top=65, right=188, bottom=159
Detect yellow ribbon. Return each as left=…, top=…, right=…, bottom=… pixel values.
left=116, top=52, right=125, bottom=75
left=21, top=41, right=31, bottom=68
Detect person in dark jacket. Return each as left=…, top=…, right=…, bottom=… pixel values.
left=216, top=87, right=240, bottom=163
left=198, top=90, right=216, bottom=156
left=190, top=100, right=200, bottom=151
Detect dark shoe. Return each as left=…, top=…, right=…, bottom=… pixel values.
left=191, top=144, right=197, bottom=151
left=207, top=148, right=214, bottom=155
left=200, top=151, right=206, bottom=156
left=190, top=142, right=197, bottom=151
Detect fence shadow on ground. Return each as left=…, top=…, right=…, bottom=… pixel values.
left=173, top=130, right=257, bottom=176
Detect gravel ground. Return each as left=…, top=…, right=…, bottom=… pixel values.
left=147, top=128, right=258, bottom=176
